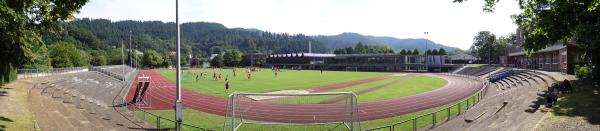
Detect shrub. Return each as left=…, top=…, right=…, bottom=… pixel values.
left=575, top=64, right=593, bottom=79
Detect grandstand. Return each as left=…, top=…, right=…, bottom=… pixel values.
left=26, top=65, right=149, bottom=130
left=454, top=66, right=500, bottom=77
left=17, top=64, right=575, bottom=131
left=432, top=68, right=564, bottom=130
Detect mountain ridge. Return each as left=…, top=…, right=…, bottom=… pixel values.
left=312, top=32, right=461, bottom=52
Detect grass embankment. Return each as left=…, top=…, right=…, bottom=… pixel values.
left=535, top=79, right=600, bottom=131
left=0, top=79, right=35, bottom=131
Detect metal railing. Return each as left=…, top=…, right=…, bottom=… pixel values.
left=17, top=67, right=88, bottom=79
left=364, top=73, right=489, bottom=131
left=131, top=106, right=213, bottom=131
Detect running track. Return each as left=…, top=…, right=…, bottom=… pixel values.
left=126, top=70, right=483, bottom=123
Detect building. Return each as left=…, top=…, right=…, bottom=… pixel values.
left=266, top=53, right=459, bottom=72
left=448, top=54, right=478, bottom=64
left=499, top=29, right=580, bottom=74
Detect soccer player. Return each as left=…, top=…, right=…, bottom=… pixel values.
left=225, top=78, right=230, bottom=93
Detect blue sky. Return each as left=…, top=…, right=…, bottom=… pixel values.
left=75, top=0, right=522, bottom=50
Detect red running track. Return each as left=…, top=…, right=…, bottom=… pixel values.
left=126, top=70, right=483, bottom=123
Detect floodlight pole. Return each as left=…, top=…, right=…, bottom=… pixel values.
left=424, top=32, right=429, bottom=71
left=175, top=0, right=183, bottom=130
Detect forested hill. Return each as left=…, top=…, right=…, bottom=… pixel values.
left=45, top=18, right=327, bottom=58
left=313, top=32, right=461, bottom=52
left=46, top=18, right=460, bottom=58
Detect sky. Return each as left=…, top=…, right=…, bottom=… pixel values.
left=75, top=0, right=522, bottom=50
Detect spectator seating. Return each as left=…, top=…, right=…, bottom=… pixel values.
left=29, top=71, right=151, bottom=130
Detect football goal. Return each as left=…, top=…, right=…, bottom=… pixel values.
left=223, top=92, right=360, bottom=131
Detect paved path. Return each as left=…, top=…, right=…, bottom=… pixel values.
left=126, top=70, right=483, bottom=123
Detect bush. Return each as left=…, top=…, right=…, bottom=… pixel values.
left=575, top=65, right=593, bottom=79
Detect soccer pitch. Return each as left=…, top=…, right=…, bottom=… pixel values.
left=156, top=68, right=389, bottom=97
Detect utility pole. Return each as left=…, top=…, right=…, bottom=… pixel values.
left=121, top=40, right=125, bottom=81
left=175, top=0, right=183, bottom=130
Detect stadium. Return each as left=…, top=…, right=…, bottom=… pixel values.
left=13, top=60, right=573, bottom=131
left=2, top=1, right=598, bottom=131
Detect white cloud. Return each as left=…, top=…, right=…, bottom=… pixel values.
left=76, top=0, right=522, bottom=50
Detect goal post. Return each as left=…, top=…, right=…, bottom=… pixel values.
left=345, top=67, right=359, bottom=72
left=223, top=92, right=360, bottom=131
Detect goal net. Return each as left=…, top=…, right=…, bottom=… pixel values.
left=223, top=92, right=360, bottom=131
left=345, top=67, right=359, bottom=72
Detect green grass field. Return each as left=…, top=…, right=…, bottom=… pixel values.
left=157, top=69, right=388, bottom=97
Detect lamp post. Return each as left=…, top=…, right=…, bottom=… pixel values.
left=424, top=31, right=429, bottom=71
left=175, top=0, right=183, bottom=130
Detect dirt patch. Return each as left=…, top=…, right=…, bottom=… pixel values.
left=0, top=79, right=36, bottom=131
left=245, top=90, right=310, bottom=100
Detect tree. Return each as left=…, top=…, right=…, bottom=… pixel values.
left=48, top=42, right=89, bottom=68
left=447, top=50, right=465, bottom=55
left=412, top=49, right=420, bottom=55
left=211, top=55, right=224, bottom=67
left=431, top=49, right=439, bottom=55
left=107, top=48, right=125, bottom=65
left=90, top=50, right=108, bottom=66
left=143, top=49, right=164, bottom=68
left=470, top=31, right=496, bottom=64
left=355, top=42, right=366, bottom=54
left=456, top=0, right=600, bottom=79
left=223, top=50, right=242, bottom=67
left=399, top=49, right=407, bottom=55
left=162, top=53, right=172, bottom=68
left=425, top=49, right=432, bottom=55
left=438, top=48, right=447, bottom=55
left=0, top=0, right=88, bottom=84
left=333, top=48, right=347, bottom=54
left=406, top=50, right=413, bottom=55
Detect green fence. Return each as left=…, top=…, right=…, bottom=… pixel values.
left=131, top=106, right=213, bottom=131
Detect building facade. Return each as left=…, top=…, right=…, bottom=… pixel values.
left=266, top=53, right=459, bottom=72
left=500, top=29, right=580, bottom=74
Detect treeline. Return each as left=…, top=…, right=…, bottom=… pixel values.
left=35, top=18, right=329, bottom=68
left=333, top=42, right=448, bottom=55
left=333, top=42, right=395, bottom=54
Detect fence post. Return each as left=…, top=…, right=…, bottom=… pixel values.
left=413, top=118, right=417, bottom=131
left=466, top=98, right=470, bottom=109
left=432, top=112, right=437, bottom=127
left=458, top=103, right=461, bottom=114
left=447, top=107, right=450, bottom=121
left=157, top=117, right=160, bottom=129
